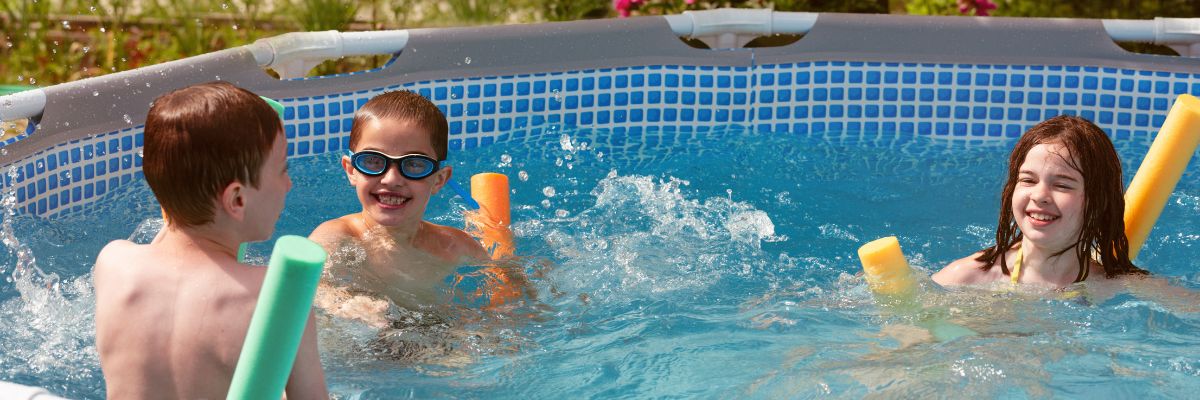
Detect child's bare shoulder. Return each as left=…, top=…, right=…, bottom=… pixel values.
left=310, top=214, right=362, bottom=247
left=423, top=221, right=488, bottom=262
left=93, top=240, right=145, bottom=283
left=932, top=252, right=994, bottom=286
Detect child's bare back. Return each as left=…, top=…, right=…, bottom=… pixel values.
left=94, top=238, right=264, bottom=398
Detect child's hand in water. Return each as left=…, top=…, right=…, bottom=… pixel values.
left=336, top=295, right=390, bottom=329
left=316, top=284, right=391, bottom=329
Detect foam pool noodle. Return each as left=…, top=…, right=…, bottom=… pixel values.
left=464, top=172, right=522, bottom=306
left=858, top=236, right=974, bottom=342
left=227, top=235, right=326, bottom=400
left=1124, top=94, right=1200, bottom=260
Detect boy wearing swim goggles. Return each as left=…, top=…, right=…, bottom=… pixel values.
left=309, top=91, right=488, bottom=327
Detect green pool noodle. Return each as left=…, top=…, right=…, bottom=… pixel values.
left=260, top=95, right=286, bottom=117
left=227, top=235, right=327, bottom=400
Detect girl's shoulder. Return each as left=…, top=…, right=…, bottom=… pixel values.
left=932, top=251, right=1006, bottom=286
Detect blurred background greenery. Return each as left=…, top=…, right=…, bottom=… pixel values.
left=0, top=0, right=1197, bottom=138
left=3, top=0, right=1197, bottom=89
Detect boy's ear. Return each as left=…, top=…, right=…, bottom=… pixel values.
left=341, top=155, right=358, bottom=185
left=430, top=165, right=451, bottom=194
left=219, top=181, right=246, bottom=221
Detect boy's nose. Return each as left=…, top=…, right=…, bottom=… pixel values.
left=379, top=164, right=407, bottom=186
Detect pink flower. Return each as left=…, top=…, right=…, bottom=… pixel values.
left=613, top=0, right=643, bottom=18
left=957, top=0, right=997, bottom=16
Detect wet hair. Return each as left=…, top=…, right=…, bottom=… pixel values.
left=143, top=81, right=281, bottom=228
left=976, top=115, right=1147, bottom=280
left=348, top=91, right=448, bottom=160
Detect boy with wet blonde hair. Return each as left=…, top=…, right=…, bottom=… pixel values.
left=93, top=82, right=327, bottom=399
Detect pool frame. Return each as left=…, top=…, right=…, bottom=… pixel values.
left=2, top=12, right=1200, bottom=217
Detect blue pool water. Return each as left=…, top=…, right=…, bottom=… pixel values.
left=2, top=125, right=1200, bottom=398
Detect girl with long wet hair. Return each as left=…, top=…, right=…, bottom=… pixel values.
left=933, top=115, right=1147, bottom=288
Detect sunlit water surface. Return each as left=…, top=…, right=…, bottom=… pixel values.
left=2, top=126, right=1199, bottom=398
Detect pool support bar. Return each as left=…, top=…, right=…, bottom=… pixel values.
left=227, top=235, right=327, bottom=400
left=1124, top=94, right=1200, bottom=260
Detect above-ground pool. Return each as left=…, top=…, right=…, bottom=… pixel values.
left=2, top=10, right=1200, bottom=399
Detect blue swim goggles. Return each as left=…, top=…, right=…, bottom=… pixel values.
left=348, top=150, right=441, bottom=180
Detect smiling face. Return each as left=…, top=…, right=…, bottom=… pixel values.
left=1011, top=143, right=1086, bottom=252
left=343, top=117, right=449, bottom=227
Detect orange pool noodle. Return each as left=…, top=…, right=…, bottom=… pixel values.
left=857, top=236, right=916, bottom=297
left=470, top=173, right=514, bottom=259
left=1124, top=94, right=1200, bottom=260
left=466, top=172, right=519, bottom=306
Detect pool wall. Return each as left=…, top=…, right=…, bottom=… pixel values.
left=2, top=12, right=1199, bottom=217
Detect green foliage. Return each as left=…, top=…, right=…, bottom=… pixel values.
left=540, top=0, right=612, bottom=21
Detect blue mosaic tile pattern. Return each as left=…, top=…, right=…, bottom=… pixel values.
left=4, top=61, right=1199, bottom=217
left=1, top=127, right=143, bottom=216
left=753, top=62, right=1197, bottom=141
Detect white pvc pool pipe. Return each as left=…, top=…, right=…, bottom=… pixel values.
left=0, top=89, right=47, bottom=126
left=1103, top=17, right=1200, bottom=56
left=249, top=30, right=410, bottom=80
left=0, top=381, right=70, bottom=400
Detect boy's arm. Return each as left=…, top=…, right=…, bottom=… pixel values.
left=284, top=310, right=328, bottom=400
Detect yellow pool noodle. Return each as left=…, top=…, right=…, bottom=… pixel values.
left=857, top=236, right=916, bottom=297
left=1124, top=94, right=1200, bottom=260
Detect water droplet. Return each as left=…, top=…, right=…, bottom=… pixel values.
left=15, top=75, right=22, bottom=81
left=145, top=82, right=151, bottom=88
left=4, top=42, right=11, bottom=48
left=555, top=209, right=569, bottom=218
left=214, top=75, right=221, bottom=80
left=122, top=114, right=132, bottom=124
left=64, top=171, right=72, bottom=180
left=555, top=158, right=563, bottom=167
left=232, top=24, right=239, bottom=30
left=499, top=154, right=512, bottom=166
left=449, top=92, right=457, bottom=99
left=1, top=148, right=8, bottom=156
left=137, top=149, right=144, bottom=158
left=27, top=77, right=35, bottom=85
left=540, top=199, right=551, bottom=208
left=542, top=186, right=556, bottom=197
left=464, top=57, right=472, bottom=65
left=559, top=134, right=574, bottom=151
left=63, top=121, right=70, bottom=127
left=99, top=27, right=106, bottom=33
left=37, top=161, right=43, bottom=169
left=92, top=91, right=99, bottom=96
left=221, top=2, right=229, bottom=9
left=89, top=6, right=96, bottom=12
left=61, top=21, right=71, bottom=29
left=2, top=99, right=11, bottom=108
left=518, top=171, right=528, bottom=181
left=82, top=46, right=89, bottom=53
left=551, top=89, right=562, bottom=102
